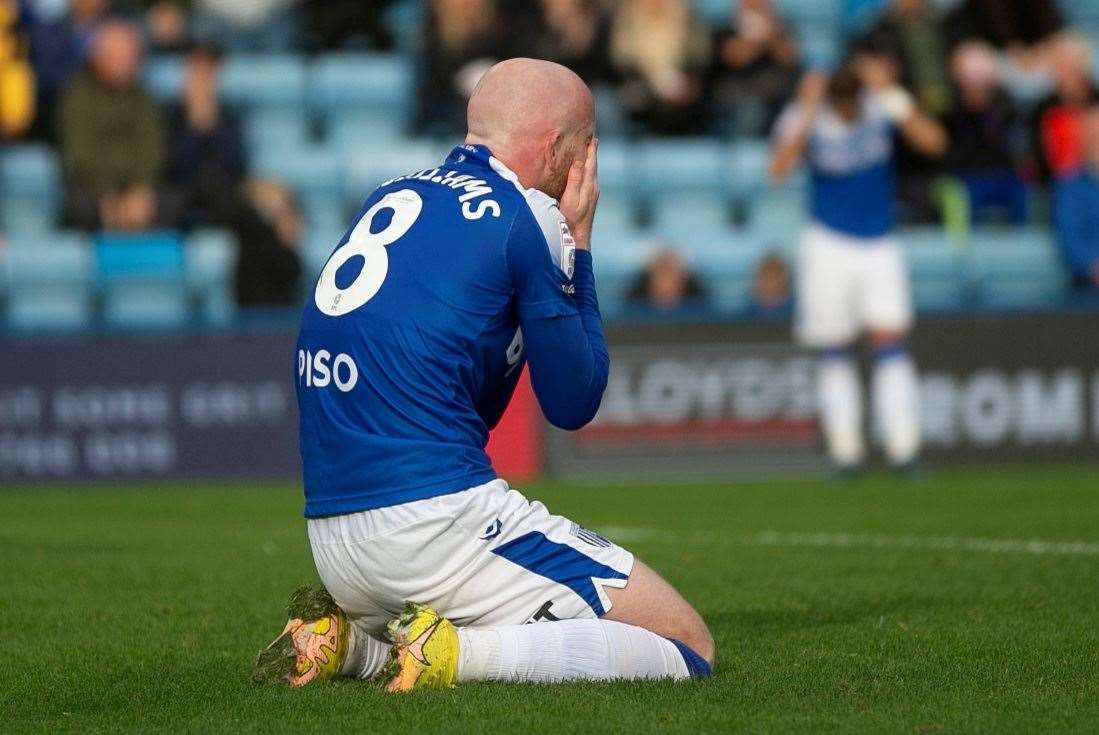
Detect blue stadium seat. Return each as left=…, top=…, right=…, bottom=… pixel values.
left=311, top=53, right=412, bottom=113
left=4, top=231, right=93, bottom=331
left=593, top=224, right=653, bottom=259
left=898, top=228, right=968, bottom=312
left=144, top=55, right=184, bottom=102
left=729, top=140, right=772, bottom=199
left=976, top=278, right=1066, bottom=310
left=252, top=145, right=344, bottom=196
left=385, top=0, right=426, bottom=51
left=221, top=55, right=307, bottom=109
left=2, top=198, right=57, bottom=233
left=680, top=237, right=771, bottom=315
left=912, top=280, right=969, bottom=312
left=96, top=232, right=189, bottom=329
left=7, top=291, right=94, bottom=332
left=97, top=232, right=184, bottom=281
left=300, top=192, right=349, bottom=234
left=593, top=139, right=635, bottom=194
left=746, top=184, right=806, bottom=243
left=775, top=0, right=842, bottom=23
left=593, top=85, right=629, bottom=139
left=186, top=229, right=239, bottom=324
left=844, top=0, right=891, bottom=32
left=692, top=0, right=732, bottom=24
left=967, top=229, right=1067, bottom=309
left=686, top=234, right=768, bottom=273
left=0, top=145, right=61, bottom=232
left=635, top=139, right=730, bottom=195
left=652, top=192, right=732, bottom=235
left=1, top=144, right=61, bottom=195
left=592, top=192, right=639, bottom=236
left=344, top=141, right=446, bottom=202
left=1062, top=0, right=1099, bottom=23
left=708, top=278, right=754, bottom=315
left=302, top=228, right=344, bottom=282
left=900, top=228, right=958, bottom=272
left=243, top=108, right=311, bottom=156
left=327, top=110, right=405, bottom=154
left=102, top=283, right=191, bottom=329
left=4, top=232, right=91, bottom=285
left=591, top=233, right=654, bottom=316
left=797, top=23, right=842, bottom=68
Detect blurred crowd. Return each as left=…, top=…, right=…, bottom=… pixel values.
left=1, top=0, right=1099, bottom=308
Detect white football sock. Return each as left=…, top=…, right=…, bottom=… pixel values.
left=456, top=619, right=692, bottom=683
left=818, top=354, right=865, bottom=466
left=341, top=620, right=390, bottom=679
left=873, top=350, right=921, bottom=466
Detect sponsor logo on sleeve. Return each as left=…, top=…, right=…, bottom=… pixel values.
left=558, top=220, right=576, bottom=279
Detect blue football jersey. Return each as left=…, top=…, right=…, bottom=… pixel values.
left=296, top=144, right=580, bottom=518
left=776, top=93, right=896, bottom=239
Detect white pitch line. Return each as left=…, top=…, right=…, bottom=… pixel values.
left=751, top=531, right=1099, bottom=557
left=600, top=526, right=1099, bottom=557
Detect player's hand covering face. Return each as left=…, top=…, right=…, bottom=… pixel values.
left=558, top=137, right=599, bottom=251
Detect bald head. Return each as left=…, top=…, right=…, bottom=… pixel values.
left=466, top=58, right=595, bottom=199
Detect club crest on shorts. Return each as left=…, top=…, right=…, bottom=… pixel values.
left=558, top=220, right=576, bottom=279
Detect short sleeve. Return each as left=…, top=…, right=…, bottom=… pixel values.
left=506, top=198, right=580, bottom=320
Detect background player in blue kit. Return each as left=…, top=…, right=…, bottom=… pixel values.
left=253, top=58, right=714, bottom=691
left=770, top=55, right=947, bottom=474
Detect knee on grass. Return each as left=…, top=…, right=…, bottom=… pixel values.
left=661, top=611, right=715, bottom=668
left=682, top=620, right=716, bottom=668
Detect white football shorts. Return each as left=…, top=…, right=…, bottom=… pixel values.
left=795, top=222, right=914, bottom=348
left=307, top=479, right=635, bottom=637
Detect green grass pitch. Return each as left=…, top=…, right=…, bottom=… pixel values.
left=2, top=466, right=1097, bottom=733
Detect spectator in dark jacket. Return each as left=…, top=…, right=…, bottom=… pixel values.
left=304, top=0, right=395, bottom=51
left=943, top=40, right=1027, bottom=223
left=609, top=0, right=712, bottom=136
left=30, top=0, right=111, bottom=136
left=513, top=0, right=613, bottom=86
left=710, top=0, right=800, bottom=136
left=415, top=0, right=502, bottom=137
left=945, top=0, right=1063, bottom=51
left=857, top=0, right=951, bottom=117
left=166, top=42, right=247, bottom=227
left=1052, top=106, right=1099, bottom=291
left=236, top=179, right=303, bottom=306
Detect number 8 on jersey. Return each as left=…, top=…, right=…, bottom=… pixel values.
left=314, top=190, right=424, bottom=317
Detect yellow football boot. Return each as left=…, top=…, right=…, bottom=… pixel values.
left=382, top=603, right=460, bottom=692
left=252, top=586, right=349, bottom=687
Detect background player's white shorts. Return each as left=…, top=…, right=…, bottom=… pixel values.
left=307, top=479, right=634, bottom=636
left=796, top=223, right=914, bottom=347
